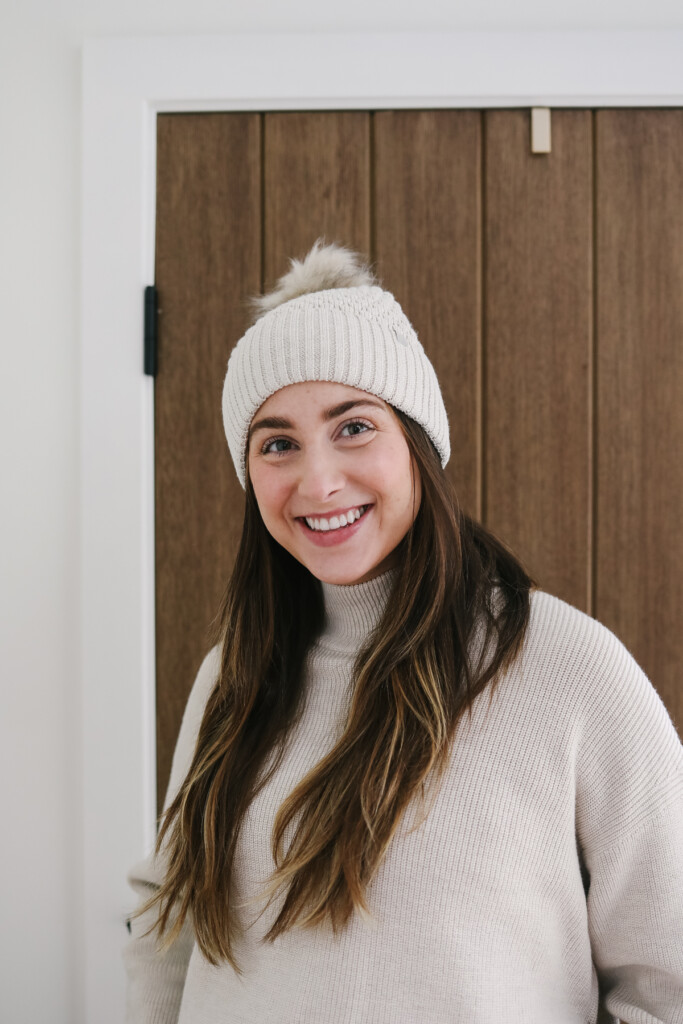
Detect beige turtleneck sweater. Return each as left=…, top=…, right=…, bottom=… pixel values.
left=123, top=568, right=683, bottom=1024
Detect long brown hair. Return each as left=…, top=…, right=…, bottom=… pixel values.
left=134, top=408, right=535, bottom=969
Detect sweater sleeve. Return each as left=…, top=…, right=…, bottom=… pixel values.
left=573, top=622, right=683, bottom=1024
left=122, top=644, right=222, bottom=1024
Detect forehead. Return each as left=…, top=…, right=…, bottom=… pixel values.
left=255, top=380, right=386, bottom=416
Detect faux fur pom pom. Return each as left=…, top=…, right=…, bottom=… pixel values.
left=250, top=239, right=378, bottom=321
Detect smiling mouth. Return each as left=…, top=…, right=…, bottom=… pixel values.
left=299, top=504, right=373, bottom=533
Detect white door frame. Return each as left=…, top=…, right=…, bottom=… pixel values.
left=80, top=30, right=683, bottom=1021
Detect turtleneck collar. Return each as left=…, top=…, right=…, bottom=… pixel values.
left=317, top=566, right=399, bottom=655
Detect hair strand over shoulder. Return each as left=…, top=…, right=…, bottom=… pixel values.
left=132, top=409, right=535, bottom=969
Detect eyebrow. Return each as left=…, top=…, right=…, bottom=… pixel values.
left=248, top=399, right=388, bottom=444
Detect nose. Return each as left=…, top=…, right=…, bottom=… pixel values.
left=295, top=444, right=346, bottom=505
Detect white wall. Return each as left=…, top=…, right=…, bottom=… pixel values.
left=0, top=25, right=82, bottom=1024
left=2, top=3, right=683, bottom=1023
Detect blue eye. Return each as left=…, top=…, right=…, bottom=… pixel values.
left=259, top=419, right=374, bottom=457
left=340, top=420, right=372, bottom=437
left=261, top=438, right=293, bottom=457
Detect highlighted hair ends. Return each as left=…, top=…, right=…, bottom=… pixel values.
left=132, top=409, right=534, bottom=969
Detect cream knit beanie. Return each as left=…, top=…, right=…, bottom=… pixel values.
left=222, top=240, right=450, bottom=489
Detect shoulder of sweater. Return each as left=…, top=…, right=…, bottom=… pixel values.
left=182, top=643, right=222, bottom=726
left=526, top=593, right=683, bottom=856
left=521, top=590, right=683, bottom=754
left=525, top=588, right=639, bottom=678
left=163, top=644, right=222, bottom=808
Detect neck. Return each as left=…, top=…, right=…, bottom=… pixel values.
left=317, top=567, right=399, bottom=655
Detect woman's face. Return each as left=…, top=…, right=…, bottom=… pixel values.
left=246, top=381, right=422, bottom=585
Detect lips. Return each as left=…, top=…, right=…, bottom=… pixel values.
left=297, top=503, right=371, bottom=522
left=296, top=503, right=373, bottom=546
left=304, top=505, right=371, bottom=532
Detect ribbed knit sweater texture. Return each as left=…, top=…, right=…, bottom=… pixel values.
left=123, top=569, right=683, bottom=1024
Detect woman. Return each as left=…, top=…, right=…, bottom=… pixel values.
left=124, top=240, right=683, bottom=1023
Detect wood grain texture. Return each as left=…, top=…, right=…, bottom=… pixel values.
left=485, top=110, right=593, bottom=611
left=155, top=113, right=261, bottom=811
left=264, top=112, right=371, bottom=285
left=596, top=109, right=683, bottom=732
left=373, top=110, right=482, bottom=517
left=153, top=107, right=682, bottom=819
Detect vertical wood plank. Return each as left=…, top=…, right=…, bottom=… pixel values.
left=485, top=110, right=593, bottom=611
left=264, top=112, right=371, bottom=287
left=373, top=111, right=482, bottom=517
left=155, top=113, right=261, bottom=811
left=596, top=110, right=683, bottom=732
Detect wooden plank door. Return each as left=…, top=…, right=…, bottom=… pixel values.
left=154, top=109, right=683, bottom=818
left=154, top=113, right=260, bottom=811
left=374, top=110, right=482, bottom=519
left=596, top=109, right=683, bottom=722
left=485, top=110, right=593, bottom=612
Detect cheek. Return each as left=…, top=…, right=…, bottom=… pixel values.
left=249, top=466, right=287, bottom=523
left=371, top=443, right=416, bottom=502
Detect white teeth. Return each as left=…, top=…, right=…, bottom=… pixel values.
left=304, top=505, right=367, bottom=532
